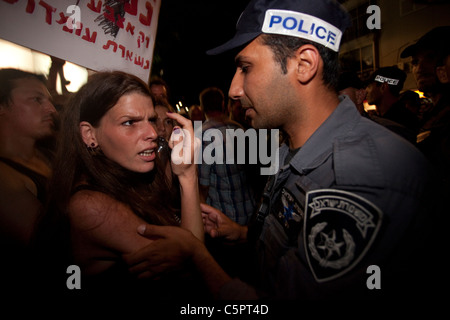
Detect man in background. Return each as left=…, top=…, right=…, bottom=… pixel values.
left=0, top=68, right=57, bottom=294
left=337, top=71, right=368, bottom=117
left=365, top=66, right=419, bottom=142
left=198, top=87, right=255, bottom=226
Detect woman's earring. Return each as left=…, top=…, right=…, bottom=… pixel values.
left=87, top=142, right=98, bottom=152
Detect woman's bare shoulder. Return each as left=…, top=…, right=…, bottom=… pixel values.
left=68, top=189, right=133, bottom=231
left=68, top=189, right=152, bottom=255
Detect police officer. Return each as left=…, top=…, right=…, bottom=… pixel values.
left=365, top=66, right=420, bottom=143
left=124, top=0, right=434, bottom=301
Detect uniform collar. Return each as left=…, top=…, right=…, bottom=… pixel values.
left=283, top=96, right=360, bottom=174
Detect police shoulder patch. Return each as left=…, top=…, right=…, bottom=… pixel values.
left=304, top=189, right=383, bottom=283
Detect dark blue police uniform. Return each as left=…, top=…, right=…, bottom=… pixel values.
left=249, top=96, right=432, bottom=299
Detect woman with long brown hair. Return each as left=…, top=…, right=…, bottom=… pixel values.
left=33, top=71, right=204, bottom=299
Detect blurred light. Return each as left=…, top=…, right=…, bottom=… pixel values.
left=0, top=38, right=49, bottom=74
left=0, top=38, right=88, bottom=94
left=414, top=90, right=426, bottom=99
left=63, top=61, right=88, bottom=93
left=363, top=100, right=376, bottom=111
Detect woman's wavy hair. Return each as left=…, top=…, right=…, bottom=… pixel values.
left=33, top=71, right=179, bottom=271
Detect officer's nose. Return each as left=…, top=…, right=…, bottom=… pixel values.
left=229, top=71, right=244, bottom=101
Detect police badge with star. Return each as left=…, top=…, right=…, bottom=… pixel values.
left=304, top=189, right=383, bottom=283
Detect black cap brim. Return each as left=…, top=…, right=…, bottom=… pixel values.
left=206, top=31, right=262, bottom=55
left=400, top=43, right=416, bottom=58
left=401, top=26, right=450, bottom=58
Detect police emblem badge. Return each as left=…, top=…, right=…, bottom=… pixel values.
left=274, top=188, right=304, bottom=245
left=304, top=189, right=383, bottom=283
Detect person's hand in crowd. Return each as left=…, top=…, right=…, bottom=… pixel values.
left=201, top=203, right=248, bottom=242
left=123, top=224, right=200, bottom=279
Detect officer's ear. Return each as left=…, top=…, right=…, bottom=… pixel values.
left=294, top=44, right=320, bottom=85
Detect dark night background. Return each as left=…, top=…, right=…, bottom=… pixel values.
left=150, top=0, right=450, bottom=107
left=150, top=0, right=249, bottom=107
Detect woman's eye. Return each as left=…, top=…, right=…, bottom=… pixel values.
left=122, top=120, right=134, bottom=126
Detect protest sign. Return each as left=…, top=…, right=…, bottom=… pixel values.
left=0, top=0, right=161, bottom=82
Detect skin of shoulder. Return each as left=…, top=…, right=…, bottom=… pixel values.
left=0, top=162, right=42, bottom=245
left=68, top=189, right=155, bottom=275
left=0, top=161, right=38, bottom=196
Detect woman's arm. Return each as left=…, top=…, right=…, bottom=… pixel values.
left=124, top=224, right=259, bottom=299
left=167, top=112, right=204, bottom=242
left=68, top=190, right=155, bottom=275
left=178, top=172, right=204, bottom=242
left=126, top=224, right=232, bottom=297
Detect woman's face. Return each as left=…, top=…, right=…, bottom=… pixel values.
left=92, top=93, right=159, bottom=173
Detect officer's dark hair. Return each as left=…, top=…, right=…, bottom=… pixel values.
left=0, top=68, right=47, bottom=106
left=260, top=34, right=339, bottom=91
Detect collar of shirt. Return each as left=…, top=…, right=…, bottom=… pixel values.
left=280, top=96, right=360, bottom=174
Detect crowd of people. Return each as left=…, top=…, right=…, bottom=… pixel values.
left=1, top=0, right=449, bottom=306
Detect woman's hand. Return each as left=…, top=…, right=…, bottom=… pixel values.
left=166, top=112, right=200, bottom=179
left=166, top=112, right=204, bottom=241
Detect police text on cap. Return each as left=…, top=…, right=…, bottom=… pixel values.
left=262, top=10, right=343, bottom=52
left=374, top=75, right=400, bottom=86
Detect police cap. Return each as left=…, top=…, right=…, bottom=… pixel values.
left=368, top=66, right=406, bottom=89
left=207, top=0, right=351, bottom=55
left=400, top=26, right=450, bottom=59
